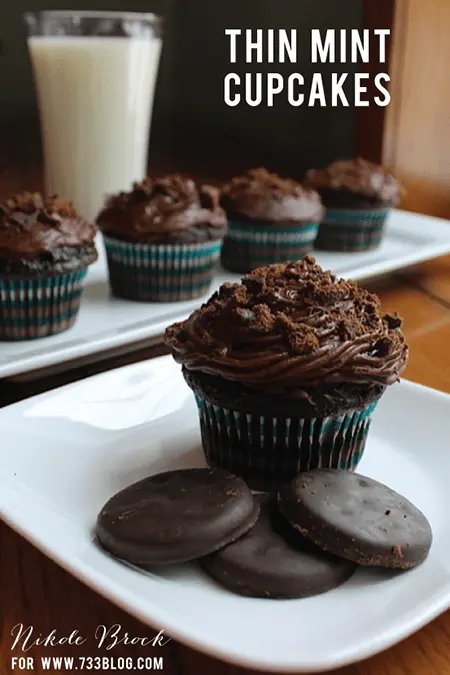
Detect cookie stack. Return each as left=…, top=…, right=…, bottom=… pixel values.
left=96, top=467, right=432, bottom=600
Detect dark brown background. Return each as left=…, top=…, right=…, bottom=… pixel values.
left=0, top=0, right=362, bottom=175
left=1, top=1, right=449, bottom=218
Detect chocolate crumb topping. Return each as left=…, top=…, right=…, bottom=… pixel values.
left=0, top=191, right=97, bottom=261
left=165, top=256, right=408, bottom=393
left=96, top=174, right=227, bottom=244
left=221, top=167, right=324, bottom=223
left=305, top=158, right=402, bottom=206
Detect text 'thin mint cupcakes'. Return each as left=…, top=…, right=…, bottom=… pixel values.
left=96, top=175, right=227, bottom=302
left=165, top=257, right=408, bottom=491
left=305, top=158, right=402, bottom=252
left=220, top=168, right=324, bottom=273
left=0, top=192, right=97, bottom=340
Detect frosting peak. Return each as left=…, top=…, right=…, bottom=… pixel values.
left=221, top=168, right=324, bottom=223
left=305, top=158, right=402, bottom=206
left=96, top=174, right=227, bottom=244
left=0, top=191, right=97, bottom=260
left=165, top=256, right=408, bottom=393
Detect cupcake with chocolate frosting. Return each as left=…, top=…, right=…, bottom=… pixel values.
left=220, top=168, right=324, bottom=273
left=165, top=256, right=408, bottom=491
left=305, top=158, right=402, bottom=252
left=96, top=175, right=227, bottom=302
left=0, top=192, right=97, bottom=340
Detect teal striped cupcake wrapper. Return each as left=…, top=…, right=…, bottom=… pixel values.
left=0, top=269, right=87, bottom=341
left=221, top=220, right=319, bottom=273
left=103, top=237, right=222, bottom=302
left=315, top=207, right=389, bottom=252
left=195, top=396, right=379, bottom=491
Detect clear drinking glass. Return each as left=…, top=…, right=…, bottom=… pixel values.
left=24, top=11, right=163, bottom=220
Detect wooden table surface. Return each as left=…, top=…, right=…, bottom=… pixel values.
left=1, top=245, right=450, bottom=674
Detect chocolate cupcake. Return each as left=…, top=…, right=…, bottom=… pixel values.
left=165, top=256, right=408, bottom=491
left=305, top=158, right=402, bottom=252
left=0, top=192, right=97, bottom=340
left=96, top=175, right=227, bottom=302
left=220, top=168, right=324, bottom=273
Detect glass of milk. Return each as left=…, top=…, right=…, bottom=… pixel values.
left=24, top=11, right=163, bottom=220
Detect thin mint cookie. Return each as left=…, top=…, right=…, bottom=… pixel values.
left=278, top=469, right=432, bottom=569
left=201, top=496, right=355, bottom=598
left=97, top=468, right=259, bottom=565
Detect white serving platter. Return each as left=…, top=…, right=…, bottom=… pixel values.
left=1, top=209, right=450, bottom=379
left=0, top=355, right=449, bottom=672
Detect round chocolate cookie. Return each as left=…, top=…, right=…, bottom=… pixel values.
left=201, top=497, right=355, bottom=598
left=278, top=469, right=432, bottom=569
left=96, top=468, right=259, bottom=565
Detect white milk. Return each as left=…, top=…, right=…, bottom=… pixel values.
left=28, top=36, right=162, bottom=220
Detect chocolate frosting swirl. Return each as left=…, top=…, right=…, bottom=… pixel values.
left=221, top=167, right=324, bottom=223
left=96, top=175, right=227, bottom=244
left=0, top=192, right=97, bottom=261
left=305, top=158, right=402, bottom=206
left=165, top=256, right=408, bottom=395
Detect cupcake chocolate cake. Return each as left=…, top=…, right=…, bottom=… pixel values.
left=0, top=192, right=97, bottom=340
left=165, top=256, right=408, bottom=491
left=305, top=158, right=402, bottom=252
left=220, top=168, right=324, bottom=273
left=96, top=175, right=227, bottom=302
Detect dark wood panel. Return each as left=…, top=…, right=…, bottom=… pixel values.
left=355, top=0, right=396, bottom=163
left=382, top=0, right=450, bottom=217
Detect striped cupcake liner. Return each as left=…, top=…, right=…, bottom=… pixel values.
left=0, top=269, right=87, bottom=341
left=221, top=220, right=319, bottom=273
left=195, top=396, right=379, bottom=491
left=315, top=207, right=389, bottom=252
left=103, top=237, right=222, bottom=302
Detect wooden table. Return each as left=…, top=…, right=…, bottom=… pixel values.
left=1, top=254, right=450, bottom=675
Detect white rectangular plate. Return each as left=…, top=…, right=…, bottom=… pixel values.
left=0, top=355, right=449, bottom=672
left=1, top=208, right=450, bottom=379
